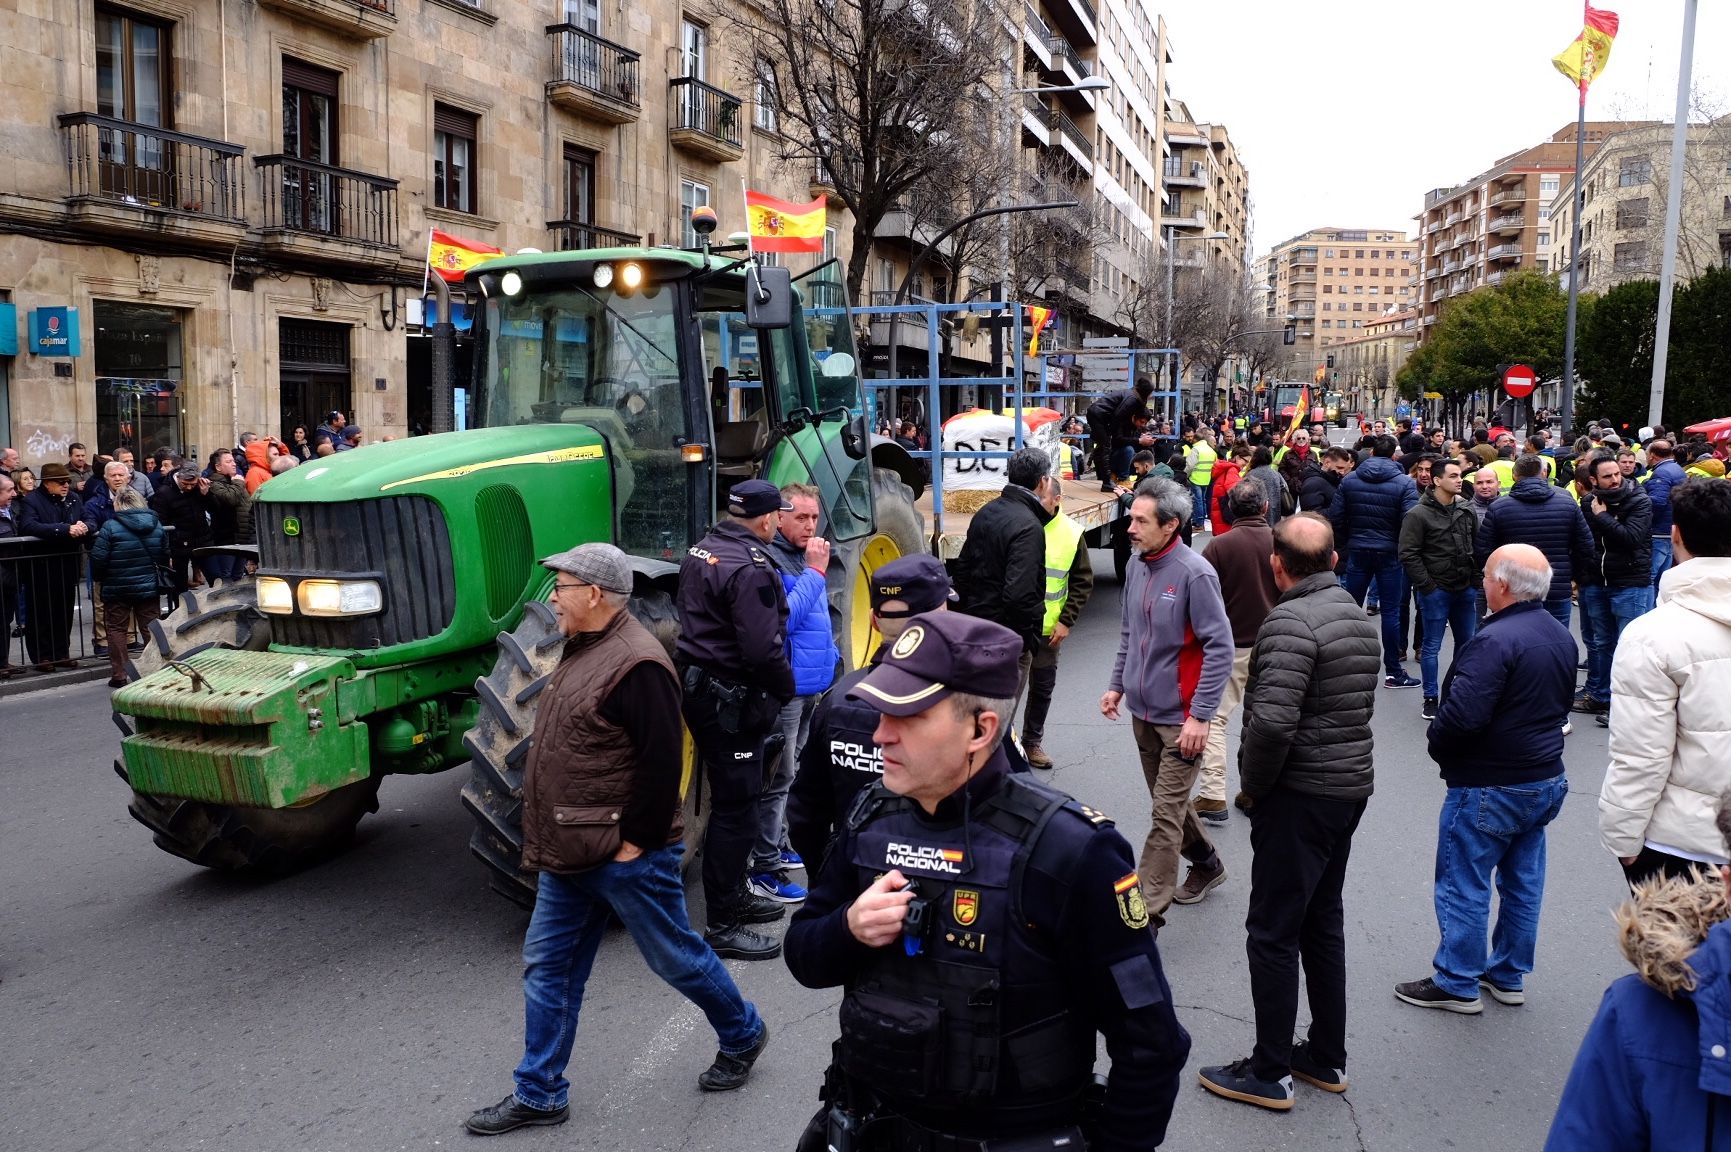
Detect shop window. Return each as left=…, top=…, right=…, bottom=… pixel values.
left=94, top=300, right=184, bottom=457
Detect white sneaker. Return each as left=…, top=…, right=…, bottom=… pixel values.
left=1561, top=720, right=1573, bottom=736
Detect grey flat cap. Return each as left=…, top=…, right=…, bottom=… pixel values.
left=175, top=462, right=202, bottom=480
left=540, top=542, right=633, bottom=595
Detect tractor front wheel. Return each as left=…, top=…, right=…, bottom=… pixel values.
left=114, top=580, right=382, bottom=874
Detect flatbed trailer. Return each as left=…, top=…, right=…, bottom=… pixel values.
left=920, top=485, right=1125, bottom=560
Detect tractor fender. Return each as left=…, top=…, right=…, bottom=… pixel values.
left=870, top=436, right=925, bottom=500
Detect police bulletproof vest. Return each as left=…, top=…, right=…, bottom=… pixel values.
left=837, top=777, right=1097, bottom=1124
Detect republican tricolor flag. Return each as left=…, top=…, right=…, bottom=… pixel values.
left=745, top=190, right=826, bottom=254
left=1553, top=6, right=1619, bottom=96
left=427, top=228, right=502, bottom=284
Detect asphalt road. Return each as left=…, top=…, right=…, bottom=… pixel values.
left=0, top=552, right=1632, bottom=1152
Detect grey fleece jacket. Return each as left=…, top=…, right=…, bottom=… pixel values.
left=1109, top=537, right=1235, bottom=725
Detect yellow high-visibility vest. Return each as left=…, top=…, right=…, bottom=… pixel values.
left=1488, top=457, right=1517, bottom=494
left=1188, top=442, right=1218, bottom=486
left=1041, top=513, right=1085, bottom=637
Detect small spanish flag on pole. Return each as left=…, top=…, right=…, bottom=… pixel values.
left=1026, top=305, right=1054, bottom=357
left=1287, top=386, right=1311, bottom=437
left=428, top=228, right=503, bottom=284
left=1553, top=5, right=1619, bottom=100
left=744, top=190, right=826, bottom=254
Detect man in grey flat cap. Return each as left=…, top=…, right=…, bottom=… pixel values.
left=468, top=542, right=768, bottom=1137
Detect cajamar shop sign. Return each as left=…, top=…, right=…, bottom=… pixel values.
left=29, top=307, right=82, bottom=357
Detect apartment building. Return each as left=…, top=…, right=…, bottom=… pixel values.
left=1550, top=115, right=1731, bottom=294
left=0, top=0, right=824, bottom=457
left=1330, top=307, right=1420, bottom=418
left=1161, top=99, right=1248, bottom=273
left=1257, top=227, right=1417, bottom=383
left=1413, top=121, right=1654, bottom=337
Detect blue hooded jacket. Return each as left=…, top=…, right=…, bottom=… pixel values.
left=769, top=533, right=838, bottom=697
left=1326, top=455, right=1418, bottom=554
left=1546, top=889, right=1731, bottom=1151
left=1645, top=458, right=1689, bottom=537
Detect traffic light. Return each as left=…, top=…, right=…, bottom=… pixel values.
left=1326, top=354, right=1335, bottom=369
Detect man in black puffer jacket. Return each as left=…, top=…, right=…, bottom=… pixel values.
left=953, top=447, right=1053, bottom=698
left=1198, top=514, right=1380, bottom=1112
left=1398, top=458, right=1481, bottom=718
left=1327, top=435, right=1420, bottom=685
left=1575, top=453, right=1653, bottom=716
left=1475, top=455, right=1594, bottom=628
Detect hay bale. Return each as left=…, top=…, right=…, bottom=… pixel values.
left=943, top=488, right=998, bottom=516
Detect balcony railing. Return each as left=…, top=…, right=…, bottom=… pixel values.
left=548, top=220, right=641, bottom=251
left=1046, top=33, right=1090, bottom=77
left=668, top=77, right=743, bottom=154
left=1023, top=0, right=1050, bottom=40
left=1023, top=92, right=1049, bottom=122
left=1047, top=107, right=1092, bottom=162
left=1055, top=257, right=1089, bottom=291
left=1489, top=186, right=1528, bottom=207
left=1162, top=158, right=1203, bottom=181
left=1486, top=242, right=1522, bottom=260
left=59, top=113, right=245, bottom=222
left=1489, top=214, right=1526, bottom=233
left=545, top=25, right=640, bottom=120
left=253, top=154, right=398, bottom=248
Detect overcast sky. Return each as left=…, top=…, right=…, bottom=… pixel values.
left=1152, top=0, right=1730, bottom=257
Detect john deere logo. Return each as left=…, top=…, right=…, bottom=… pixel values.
left=282, top=517, right=301, bottom=537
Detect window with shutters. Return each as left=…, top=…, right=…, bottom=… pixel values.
left=433, top=103, right=478, bottom=215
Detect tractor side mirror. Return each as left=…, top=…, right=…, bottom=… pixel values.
left=842, top=412, right=867, bottom=459
left=745, top=264, right=793, bottom=330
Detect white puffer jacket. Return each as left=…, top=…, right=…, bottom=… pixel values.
left=1600, top=557, right=1731, bottom=860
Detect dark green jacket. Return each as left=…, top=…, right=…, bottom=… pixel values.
left=1399, top=491, right=1480, bottom=595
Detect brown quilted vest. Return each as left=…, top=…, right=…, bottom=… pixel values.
left=520, top=609, right=682, bottom=873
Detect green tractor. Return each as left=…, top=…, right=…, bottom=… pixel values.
left=112, top=244, right=925, bottom=904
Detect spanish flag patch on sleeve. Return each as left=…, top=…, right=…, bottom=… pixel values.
left=1113, top=872, right=1140, bottom=895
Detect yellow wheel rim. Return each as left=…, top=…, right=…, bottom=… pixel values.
left=850, top=533, right=903, bottom=669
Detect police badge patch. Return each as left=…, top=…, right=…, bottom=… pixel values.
left=1113, top=872, right=1150, bottom=929
left=952, top=889, right=979, bottom=927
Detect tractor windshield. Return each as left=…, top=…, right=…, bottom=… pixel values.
left=475, top=285, right=695, bottom=560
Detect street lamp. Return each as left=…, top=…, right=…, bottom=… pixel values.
left=1164, top=228, right=1229, bottom=416
left=995, top=74, right=1112, bottom=375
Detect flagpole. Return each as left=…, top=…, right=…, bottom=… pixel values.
left=1647, top=0, right=1698, bottom=429
left=1558, top=64, right=1588, bottom=440
left=739, top=178, right=755, bottom=261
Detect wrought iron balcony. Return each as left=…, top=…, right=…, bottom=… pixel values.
left=545, top=25, right=641, bottom=124
left=1489, top=214, right=1526, bottom=234
left=668, top=77, right=743, bottom=163
left=1163, top=158, right=1204, bottom=185
left=1047, top=107, right=1092, bottom=164
left=253, top=154, right=398, bottom=252
left=58, top=113, right=245, bottom=236
left=1023, top=1, right=1050, bottom=41
left=547, top=220, right=641, bottom=251
left=1045, top=33, right=1091, bottom=79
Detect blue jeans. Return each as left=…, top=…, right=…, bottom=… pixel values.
left=1578, top=584, right=1648, bottom=701
left=752, top=695, right=813, bottom=872
left=1109, top=445, right=1135, bottom=483
left=1191, top=480, right=1211, bottom=528
left=1341, top=549, right=1408, bottom=676
left=1432, top=776, right=1568, bottom=998
left=1650, top=536, right=1673, bottom=609
left=1417, top=586, right=1478, bottom=699
left=514, top=848, right=763, bottom=1111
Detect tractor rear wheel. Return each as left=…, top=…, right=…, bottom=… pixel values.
left=829, top=467, right=927, bottom=670
left=459, top=591, right=704, bottom=909
left=114, top=579, right=383, bottom=873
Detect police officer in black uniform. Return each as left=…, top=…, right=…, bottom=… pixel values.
left=677, top=478, right=797, bottom=961
left=785, top=612, right=1191, bottom=1152
left=786, top=555, right=958, bottom=873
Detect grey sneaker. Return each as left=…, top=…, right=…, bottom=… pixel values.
left=1394, top=976, right=1482, bottom=1014
left=1479, top=978, right=1526, bottom=1006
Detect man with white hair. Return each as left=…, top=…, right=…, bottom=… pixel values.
left=1394, top=543, right=1577, bottom=1013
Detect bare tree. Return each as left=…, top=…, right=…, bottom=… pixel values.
left=739, top=0, right=1013, bottom=301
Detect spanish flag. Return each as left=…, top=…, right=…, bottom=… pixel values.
left=1026, top=305, right=1054, bottom=356
left=745, top=190, right=826, bottom=254
left=428, top=228, right=503, bottom=283
left=1288, top=386, right=1310, bottom=436
left=1553, top=6, right=1618, bottom=93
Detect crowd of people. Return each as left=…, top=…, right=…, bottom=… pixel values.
left=0, top=412, right=365, bottom=685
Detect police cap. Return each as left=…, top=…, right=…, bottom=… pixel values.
left=728, top=478, right=791, bottom=518
left=848, top=611, right=1021, bottom=716
left=870, top=554, right=957, bottom=617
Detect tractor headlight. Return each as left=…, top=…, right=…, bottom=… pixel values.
left=256, top=576, right=296, bottom=615
left=296, top=579, right=385, bottom=618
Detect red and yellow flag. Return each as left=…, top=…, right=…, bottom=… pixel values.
left=1553, top=6, right=1618, bottom=94
left=1026, top=305, right=1054, bottom=356
left=1288, top=386, right=1311, bottom=436
left=745, top=190, right=826, bottom=253
left=428, top=228, right=502, bottom=283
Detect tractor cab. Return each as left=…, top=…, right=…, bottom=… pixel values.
left=466, top=248, right=879, bottom=564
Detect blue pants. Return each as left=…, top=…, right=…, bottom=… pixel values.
left=1341, top=550, right=1408, bottom=676
left=1650, top=536, right=1673, bottom=609
left=1417, top=587, right=1478, bottom=699
left=1191, top=480, right=1211, bottom=528
left=513, top=848, right=763, bottom=1111
left=1431, top=777, right=1568, bottom=998
left=1578, top=584, right=1647, bottom=701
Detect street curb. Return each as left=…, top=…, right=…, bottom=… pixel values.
left=0, top=665, right=112, bottom=699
